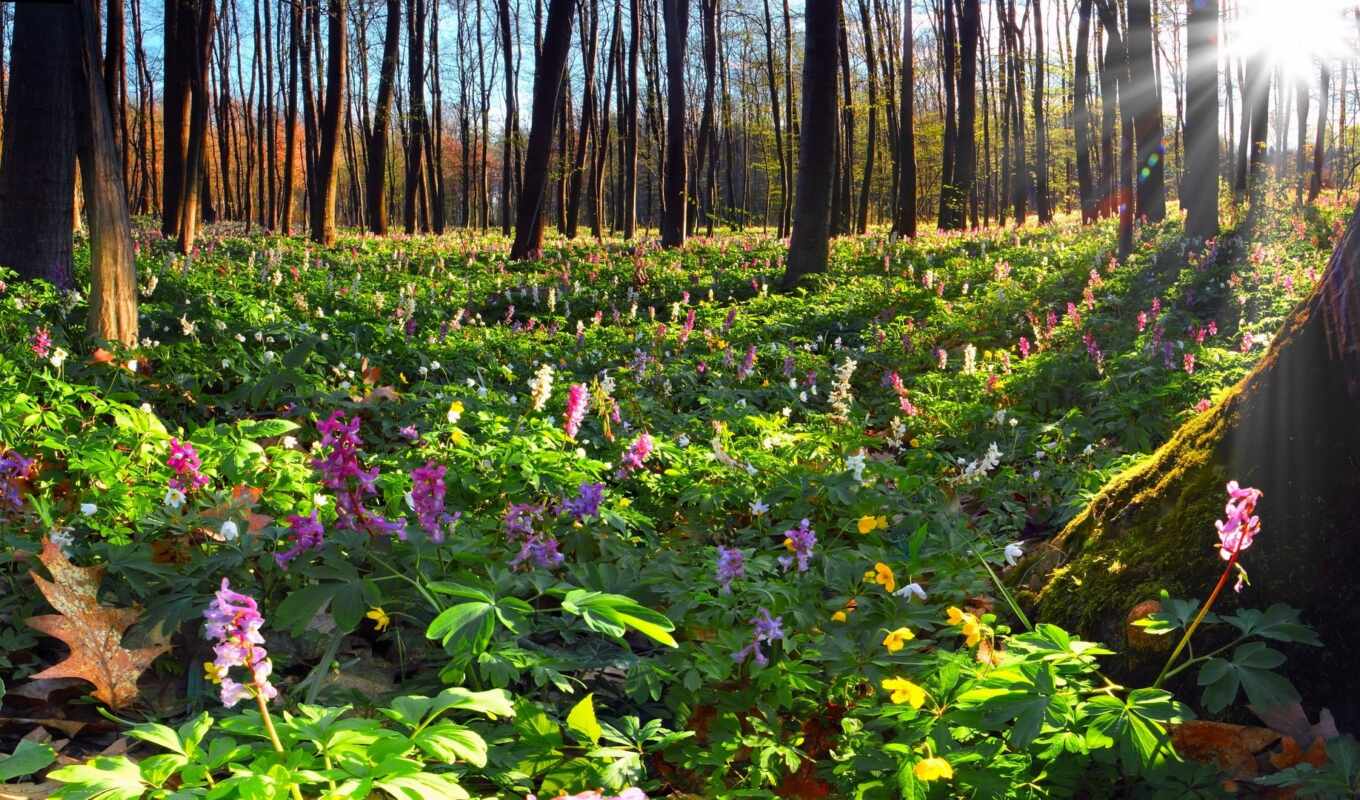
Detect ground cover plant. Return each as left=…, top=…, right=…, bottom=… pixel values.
left=2, top=196, right=1357, bottom=799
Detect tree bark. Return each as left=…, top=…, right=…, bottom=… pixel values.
left=310, top=0, right=346, bottom=245
left=937, top=0, right=958, bottom=230
left=1184, top=0, right=1217, bottom=238
left=404, top=0, right=428, bottom=233
left=509, top=0, right=576, bottom=259
left=660, top=0, right=688, bottom=247
left=1032, top=0, right=1052, bottom=223
left=892, top=0, right=916, bottom=238
left=854, top=0, right=877, bottom=234
left=779, top=0, right=839, bottom=288
left=952, top=0, right=979, bottom=230
left=1127, top=0, right=1164, bottom=221
left=1074, top=0, right=1096, bottom=223
left=1310, top=63, right=1330, bottom=203
left=366, top=0, right=400, bottom=234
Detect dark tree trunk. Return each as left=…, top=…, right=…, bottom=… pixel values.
left=1127, top=0, right=1164, bottom=221
left=77, top=0, right=139, bottom=346
left=366, top=0, right=399, bottom=234
left=760, top=0, right=789, bottom=238
left=161, top=0, right=191, bottom=238
left=1074, top=0, right=1096, bottom=223
left=938, top=0, right=958, bottom=230
left=691, top=0, right=718, bottom=234
left=499, top=0, right=518, bottom=234
left=1246, top=50, right=1270, bottom=214
left=104, top=0, right=129, bottom=190
left=1184, top=0, right=1217, bottom=238
left=1310, top=63, right=1331, bottom=203
left=405, top=0, right=428, bottom=233
left=854, top=0, right=877, bottom=234
left=622, top=0, right=640, bottom=237
left=0, top=4, right=77, bottom=289
left=174, top=0, right=214, bottom=254
left=892, top=0, right=915, bottom=238
left=1098, top=13, right=1117, bottom=218
left=779, top=0, right=839, bottom=288
left=310, top=0, right=346, bottom=245
left=283, top=0, right=301, bottom=233
left=660, top=0, right=688, bottom=247
left=1295, top=76, right=1310, bottom=207
left=565, top=0, right=598, bottom=238
left=509, top=0, right=576, bottom=259
left=1032, top=0, right=1051, bottom=223
left=951, top=0, right=979, bottom=230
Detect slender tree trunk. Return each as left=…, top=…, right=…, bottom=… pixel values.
left=952, top=0, right=979, bottom=230
left=174, top=0, right=214, bottom=254
left=509, top=0, right=577, bottom=258
left=566, top=0, right=598, bottom=238
left=1074, top=0, right=1096, bottom=223
left=892, top=0, right=916, bottom=237
left=366, top=0, right=399, bottom=233
left=1184, top=0, right=1218, bottom=238
left=1032, top=0, right=1051, bottom=222
left=760, top=0, right=789, bottom=238
left=1246, top=50, right=1270, bottom=216
left=404, top=0, right=428, bottom=233
left=623, top=0, right=641, bottom=237
left=660, top=0, right=688, bottom=246
left=780, top=0, right=839, bottom=288
left=854, top=0, right=877, bottom=234
left=283, top=0, right=301, bottom=233
left=1097, top=14, right=1117, bottom=218
left=1311, top=63, right=1331, bottom=203
left=311, top=0, right=346, bottom=245
left=938, top=0, right=959, bottom=229
left=691, top=0, right=717, bottom=234
left=1296, top=75, right=1310, bottom=207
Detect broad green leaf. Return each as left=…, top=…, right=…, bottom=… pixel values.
left=566, top=693, right=603, bottom=745
left=425, top=601, right=496, bottom=656
left=0, top=739, right=56, bottom=782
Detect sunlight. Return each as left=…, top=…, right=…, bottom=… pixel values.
left=1230, top=0, right=1355, bottom=79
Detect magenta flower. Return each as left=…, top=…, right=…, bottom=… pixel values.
left=30, top=326, right=52, bottom=359
left=564, top=383, right=588, bottom=439
left=1184, top=353, right=1196, bottom=375
left=410, top=461, right=457, bottom=541
left=275, top=510, right=326, bottom=569
left=167, top=438, right=210, bottom=492
left=314, top=411, right=406, bottom=538
left=202, top=578, right=276, bottom=708
left=616, top=432, right=654, bottom=477
left=716, top=546, right=744, bottom=594
left=1216, top=481, right=1262, bottom=562
left=0, top=450, right=34, bottom=513
left=1018, top=336, right=1031, bottom=359
left=737, top=344, right=757, bottom=381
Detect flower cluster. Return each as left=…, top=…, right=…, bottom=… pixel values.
left=0, top=450, right=34, bottom=513
left=504, top=502, right=564, bottom=570
left=827, top=358, right=858, bottom=423
left=202, top=578, right=276, bottom=708
left=30, top=326, right=52, bottom=359
left=779, top=518, right=816, bottom=572
left=715, top=546, right=744, bottom=593
left=616, top=432, right=654, bottom=477
left=275, top=510, right=325, bottom=569
left=529, top=363, right=555, bottom=411
left=563, top=383, right=588, bottom=439
left=409, top=461, right=458, bottom=541
left=1216, top=480, right=1262, bottom=563
left=314, top=411, right=406, bottom=538
left=167, top=438, right=210, bottom=492
left=732, top=607, right=784, bottom=666
left=561, top=482, right=604, bottom=521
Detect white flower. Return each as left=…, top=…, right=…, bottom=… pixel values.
left=164, top=487, right=186, bottom=509
left=235, top=333, right=246, bottom=343
left=1004, top=542, right=1025, bottom=566
left=894, top=582, right=928, bottom=601
left=220, top=520, right=240, bottom=541
left=281, top=435, right=298, bottom=449
left=49, top=348, right=68, bottom=368
left=50, top=527, right=75, bottom=553
left=139, top=402, right=153, bottom=414
left=313, top=493, right=329, bottom=507
left=677, top=434, right=690, bottom=447
left=80, top=502, right=97, bottom=516
left=127, top=359, right=139, bottom=372
left=845, top=452, right=867, bottom=482
left=750, top=499, right=769, bottom=515
left=430, top=361, right=441, bottom=371
left=404, top=491, right=415, bottom=510
left=180, top=315, right=197, bottom=336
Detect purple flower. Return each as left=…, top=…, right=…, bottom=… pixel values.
left=716, top=546, right=744, bottom=594
left=275, top=510, right=326, bottom=569
left=202, top=578, right=276, bottom=707
left=732, top=608, right=784, bottom=667
left=0, top=450, right=34, bottom=513
left=737, top=344, right=756, bottom=381
left=511, top=536, right=565, bottom=570
left=616, top=432, right=654, bottom=478
left=398, top=425, right=421, bottom=442
left=313, top=411, right=405, bottom=538
left=410, top=461, right=457, bottom=541
left=30, top=327, right=51, bottom=359
left=778, top=518, right=816, bottom=573
left=564, top=383, right=588, bottom=439
left=505, top=502, right=545, bottom=540
left=167, top=438, right=209, bottom=492
left=562, top=482, right=604, bottom=520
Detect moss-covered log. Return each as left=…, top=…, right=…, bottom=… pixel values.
left=1026, top=200, right=1360, bottom=726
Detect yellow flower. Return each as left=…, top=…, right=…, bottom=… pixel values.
left=203, top=661, right=224, bottom=685
left=366, top=607, right=391, bottom=632
left=446, top=400, right=464, bottom=424
left=863, top=562, right=896, bottom=593
left=831, top=610, right=848, bottom=623
left=882, top=626, right=915, bottom=653
left=947, top=606, right=982, bottom=647
left=618, top=497, right=632, bottom=509
left=784, top=537, right=797, bottom=552
left=857, top=514, right=888, bottom=534
left=881, top=676, right=927, bottom=708
left=913, top=757, right=953, bottom=782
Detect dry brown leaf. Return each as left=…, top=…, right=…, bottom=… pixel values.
left=25, top=539, right=172, bottom=709
left=1169, top=720, right=1280, bottom=779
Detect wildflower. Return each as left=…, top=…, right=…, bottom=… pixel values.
left=1184, top=352, right=1196, bottom=374
left=865, top=562, right=897, bottom=593
left=1018, top=336, right=1031, bottom=359
left=857, top=515, right=888, bottom=534
left=163, top=487, right=186, bottom=510
left=366, top=607, right=391, bottom=632
left=167, top=438, right=210, bottom=492
left=913, top=757, right=953, bottom=782
left=30, top=327, right=52, bottom=359
left=831, top=610, right=849, bottom=623
left=882, top=626, right=915, bottom=653
left=1216, top=481, right=1263, bottom=563
left=779, top=519, right=817, bottom=572
left=79, top=502, right=97, bottom=516
left=202, top=578, right=276, bottom=708
left=529, top=364, right=555, bottom=411
left=827, top=358, right=857, bottom=422
left=749, top=499, right=769, bottom=516
left=275, top=510, right=325, bottom=569
left=1195, top=398, right=1213, bottom=413
left=616, top=432, right=654, bottom=477
left=446, top=400, right=464, bottom=424
left=562, top=482, right=605, bottom=520
left=935, top=347, right=948, bottom=370
left=894, top=582, right=928, bottom=602
left=737, top=344, right=757, bottom=381
left=962, top=344, right=977, bottom=374
left=960, top=442, right=1003, bottom=481
left=564, top=383, right=588, bottom=439
left=49, top=348, right=67, bottom=368
left=947, top=606, right=983, bottom=647
left=845, top=452, right=867, bottom=482
left=510, top=535, right=565, bottom=570
left=219, top=520, right=240, bottom=542
left=732, top=608, right=784, bottom=666
left=314, top=411, right=405, bottom=538
left=716, top=546, right=745, bottom=593
left=1004, top=542, right=1024, bottom=566
left=881, top=676, right=927, bottom=707
left=410, top=461, right=456, bottom=540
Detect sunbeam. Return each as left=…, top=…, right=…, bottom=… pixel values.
left=1229, top=0, right=1355, bottom=79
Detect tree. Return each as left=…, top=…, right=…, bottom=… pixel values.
left=660, top=0, right=688, bottom=247
left=1073, top=0, right=1096, bottom=223
left=779, top=0, right=839, bottom=288
left=310, top=0, right=346, bottom=246
left=1126, top=0, right=1165, bottom=221
left=0, top=4, right=78, bottom=289
left=892, top=0, right=916, bottom=238
left=1031, top=193, right=1360, bottom=728
left=854, top=0, right=877, bottom=234
left=1183, top=0, right=1217, bottom=239
left=162, top=0, right=215, bottom=253
left=950, top=0, right=980, bottom=230
left=366, top=0, right=400, bottom=234
left=405, top=0, right=428, bottom=233
left=1032, top=0, right=1051, bottom=223
left=937, top=0, right=959, bottom=230
left=509, top=0, right=577, bottom=259
left=1310, top=63, right=1331, bottom=203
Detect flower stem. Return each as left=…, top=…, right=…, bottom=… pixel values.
left=255, top=692, right=306, bottom=800
left=1152, top=548, right=1240, bottom=690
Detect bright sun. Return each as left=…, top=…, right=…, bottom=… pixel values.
left=1229, top=0, right=1355, bottom=81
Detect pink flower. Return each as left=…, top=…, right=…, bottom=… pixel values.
left=1018, top=336, right=1031, bottom=359
left=1184, top=353, right=1196, bottom=375
left=1216, top=481, right=1262, bottom=562
left=616, top=432, right=654, bottom=477
left=30, top=327, right=51, bottom=359
left=563, top=383, right=588, bottom=439
left=202, top=578, right=277, bottom=707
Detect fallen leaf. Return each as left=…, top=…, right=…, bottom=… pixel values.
left=1252, top=703, right=1339, bottom=749
left=201, top=485, right=273, bottom=535
left=89, top=348, right=114, bottom=365
left=1169, top=720, right=1279, bottom=779
left=25, top=539, right=172, bottom=709
left=361, top=385, right=401, bottom=405
left=1270, top=735, right=1329, bottom=770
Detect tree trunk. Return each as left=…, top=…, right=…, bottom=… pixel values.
left=1310, top=63, right=1330, bottom=203
left=1029, top=195, right=1360, bottom=730
left=1246, top=50, right=1270, bottom=216
left=0, top=4, right=78, bottom=289
left=760, top=0, right=789, bottom=238
left=173, top=0, right=214, bottom=254
left=953, top=0, right=979, bottom=230
left=1097, top=13, right=1117, bottom=219
left=1032, top=0, right=1051, bottom=223
left=366, top=0, right=399, bottom=234
left=310, top=0, right=345, bottom=245
left=1126, top=0, right=1164, bottom=221
left=937, top=0, right=959, bottom=230
left=509, top=0, right=576, bottom=259
left=76, top=0, right=139, bottom=346
left=565, top=0, right=598, bottom=238
left=1074, top=0, right=1096, bottom=223
left=1183, top=0, right=1217, bottom=239
left=779, top=0, right=838, bottom=288
left=1295, top=76, right=1310, bottom=208
left=660, top=0, right=688, bottom=247
left=892, top=0, right=915, bottom=238
left=854, top=0, right=876, bottom=234
left=691, top=0, right=717, bottom=234
left=283, top=0, right=301, bottom=233
left=405, top=0, right=428, bottom=233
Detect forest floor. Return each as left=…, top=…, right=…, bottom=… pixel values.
left=0, top=197, right=1354, bottom=798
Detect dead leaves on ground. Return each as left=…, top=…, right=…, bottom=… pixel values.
left=24, top=539, right=171, bottom=709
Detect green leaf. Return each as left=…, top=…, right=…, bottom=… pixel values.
left=1222, top=604, right=1322, bottom=647
left=274, top=584, right=337, bottom=636
left=49, top=756, right=147, bottom=800
left=425, top=601, right=496, bottom=656
left=237, top=419, right=301, bottom=439
left=413, top=722, right=487, bottom=767
left=566, top=693, right=603, bottom=745
left=376, top=771, right=470, bottom=800
left=560, top=589, right=677, bottom=647
left=428, top=687, right=515, bottom=720
left=127, top=721, right=186, bottom=755
left=0, top=739, right=56, bottom=782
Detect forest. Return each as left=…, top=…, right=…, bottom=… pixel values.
left=3, top=0, right=1360, bottom=797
